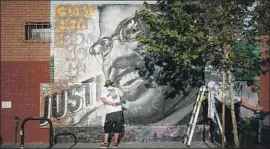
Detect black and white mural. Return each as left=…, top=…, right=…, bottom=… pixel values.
left=43, top=1, right=201, bottom=128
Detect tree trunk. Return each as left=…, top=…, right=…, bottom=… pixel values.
left=221, top=68, right=226, bottom=148
left=228, top=69, right=240, bottom=148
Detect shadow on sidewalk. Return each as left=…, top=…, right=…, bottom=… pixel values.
left=54, top=132, right=77, bottom=149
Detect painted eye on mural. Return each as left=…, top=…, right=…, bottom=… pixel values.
left=115, top=16, right=146, bottom=43
left=89, top=37, right=113, bottom=55
left=89, top=37, right=113, bottom=65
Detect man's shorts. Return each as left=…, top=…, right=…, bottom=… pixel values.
left=104, top=111, right=124, bottom=133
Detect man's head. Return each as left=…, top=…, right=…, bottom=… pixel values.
left=104, top=80, right=114, bottom=87
left=247, top=80, right=260, bottom=92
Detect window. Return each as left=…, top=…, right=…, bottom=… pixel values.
left=25, top=22, right=51, bottom=40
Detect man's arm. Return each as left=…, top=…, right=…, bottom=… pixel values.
left=101, top=97, right=113, bottom=106
left=241, top=98, right=263, bottom=111
left=101, top=97, right=120, bottom=106
left=100, top=88, right=116, bottom=106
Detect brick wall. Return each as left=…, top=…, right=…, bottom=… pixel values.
left=1, top=0, right=51, bottom=143
left=260, top=74, right=270, bottom=111
left=1, top=0, right=50, bottom=61
left=259, top=36, right=270, bottom=111
left=1, top=62, right=50, bottom=143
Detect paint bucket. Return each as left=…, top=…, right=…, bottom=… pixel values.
left=253, top=111, right=263, bottom=120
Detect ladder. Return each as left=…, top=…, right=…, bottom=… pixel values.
left=183, top=86, right=225, bottom=147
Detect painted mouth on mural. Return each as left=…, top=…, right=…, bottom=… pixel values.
left=116, top=70, right=144, bottom=92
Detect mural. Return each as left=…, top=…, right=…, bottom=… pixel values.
left=40, top=1, right=265, bottom=145
left=43, top=1, right=202, bottom=128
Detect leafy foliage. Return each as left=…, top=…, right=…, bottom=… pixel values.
left=135, top=0, right=269, bottom=94
left=135, top=0, right=269, bottom=147
left=135, top=0, right=211, bottom=97
left=253, top=0, right=270, bottom=35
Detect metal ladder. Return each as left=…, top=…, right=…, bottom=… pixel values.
left=183, top=86, right=225, bottom=147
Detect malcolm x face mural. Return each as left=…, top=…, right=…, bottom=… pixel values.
left=88, top=5, right=199, bottom=125
left=43, top=2, right=199, bottom=127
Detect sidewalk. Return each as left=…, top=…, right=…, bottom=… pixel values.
left=1, top=141, right=219, bottom=148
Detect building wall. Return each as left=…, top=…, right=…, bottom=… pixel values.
left=259, top=36, right=270, bottom=111
left=0, top=0, right=269, bottom=144
left=1, top=0, right=51, bottom=143
left=260, top=74, right=269, bottom=111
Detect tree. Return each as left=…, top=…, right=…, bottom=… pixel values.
left=253, top=0, right=270, bottom=36
left=135, top=0, right=212, bottom=98
left=201, top=1, right=259, bottom=148
left=136, top=0, right=269, bottom=148
left=253, top=0, right=270, bottom=71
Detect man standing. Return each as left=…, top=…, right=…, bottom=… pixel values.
left=240, top=80, right=264, bottom=147
left=100, top=80, right=124, bottom=148
left=241, top=80, right=263, bottom=119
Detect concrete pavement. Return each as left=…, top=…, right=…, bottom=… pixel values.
left=1, top=141, right=219, bottom=148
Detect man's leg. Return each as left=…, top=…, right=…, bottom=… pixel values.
left=104, top=132, right=110, bottom=144
left=249, top=119, right=260, bottom=145
left=101, top=114, right=113, bottom=148
left=112, top=111, right=124, bottom=148
left=113, top=133, right=120, bottom=143
left=235, top=102, right=241, bottom=133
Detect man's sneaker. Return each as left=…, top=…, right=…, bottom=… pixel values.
left=100, top=143, right=109, bottom=148
left=113, top=142, right=119, bottom=148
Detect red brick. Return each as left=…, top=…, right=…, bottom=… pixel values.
left=259, top=36, right=270, bottom=111
left=260, top=74, right=270, bottom=111
left=1, top=0, right=50, bottom=61
left=1, top=61, right=50, bottom=143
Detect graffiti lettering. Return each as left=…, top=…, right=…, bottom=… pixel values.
left=40, top=91, right=68, bottom=126
left=54, top=19, right=66, bottom=32
left=55, top=4, right=95, bottom=18
left=40, top=75, right=102, bottom=126
left=67, top=5, right=80, bottom=17
left=52, top=91, right=68, bottom=118
left=54, top=4, right=95, bottom=47
left=61, top=31, right=95, bottom=82
left=67, top=18, right=80, bottom=31
left=82, top=4, right=95, bottom=18
left=55, top=5, right=67, bottom=18
left=67, top=85, right=83, bottom=113
left=54, top=18, right=94, bottom=34
left=63, top=32, right=95, bottom=46
left=82, top=78, right=94, bottom=106
left=40, top=96, right=51, bottom=126
left=54, top=33, right=64, bottom=47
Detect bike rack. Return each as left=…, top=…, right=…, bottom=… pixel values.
left=20, top=117, right=53, bottom=149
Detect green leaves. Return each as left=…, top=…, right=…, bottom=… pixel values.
left=253, top=0, right=270, bottom=36
left=135, top=0, right=269, bottom=95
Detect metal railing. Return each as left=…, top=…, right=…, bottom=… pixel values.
left=20, top=117, right=53, bottom=149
